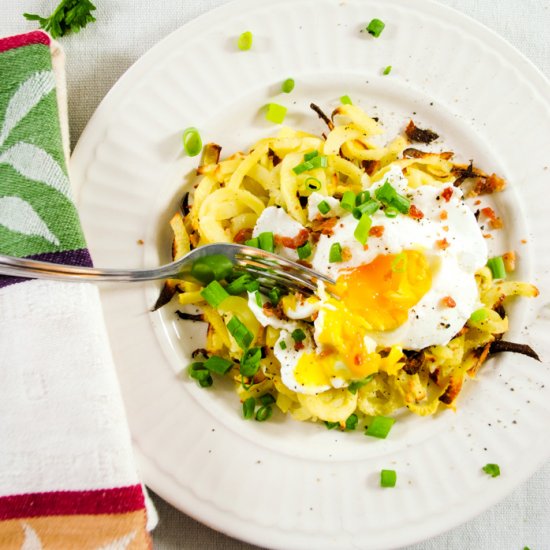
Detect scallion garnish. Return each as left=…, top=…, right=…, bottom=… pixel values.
left=340, top=95, right=353, bottom=105
left=260, top=393, right=276, bottom=406
left=383, top=65, right=392, bottom=75
left=353, top=199, right=379, bottom=219
left=354, top=213, right=372, bottom=245
left=375, top=181, right=410, bottom=214
left=487, top=256, right=506, bottom=279
left=204, top=355, right=233, bottom=375
left=281, top=78, right=295, bottom=93
left=226, top=274, right=253, bottom=295
left=240, top=347, right=262, bottom=377
left=340, top=191, right=356, bottom=212
left=325, top=421, right=340, bottom=430
left=357, top=190, right=371, bottom=204
left=268, top=287, right=282, bottom=305
left=366, top=18, right=385, bottom=38
left=227, top=316, right=254, bottom=350
left=384, top=207, right=399, bottom=218
left=265, top=103, right=287, bottom=124
left=291, top=328, right=306, bottom=342
left=200, top=280, right=229, bottom=307
left=255, top=405, right=273, bottom=422
left=254, top=291, right=263, bottom=307
left=242, top=397, right=256, bottom=419
left=188, top=362, right=213, bottom=388
left=365, top=415, right=395, bottom=439
left=182, top=127, right=202, bottom=157
left=380, top=469, right=397, bottom=487
left=279, top=340, right=287, bottom=350
left=482, top=463, right=501, bottom=478
left=292, top=160, right=314, bottom=174
left=297, top=241, right=312, bottom=260
left=345, top=414, right=358, bottom=431
left=329, top=242, right=343, bottom=262
left=305, top=177, right=322, bottom=191
left=245, top=237, right=259, bottom=248
left=318, top=200, right=331, bottom=215
left=304, top=150, right=319, bottom=161
left=309, top=155, right=328, bottom=169
left=469, top=308, right=489, bottom=323
left=237, top=31, right=253, bottom=50
left=348, top=374, right=375, bottom=394
left=191, top=255, right=233, bottom=284
left=258, top=231, right=275, bottom=253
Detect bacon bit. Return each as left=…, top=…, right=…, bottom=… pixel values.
left=474, top=199, right=481, bottom=206
left=405, top=120, right=439, bottom=144
left=441, top=296, right=456, bottom=308
left=480, top=206, right=504, bottom=229
left=363, top=244, right=369, bottom=251
left=341, top=246, right=353, bottom=262
left=439, top=210, right=448, bottom=220
left=362, top=159, right=380, bottom=175
left=483, top=234, right=493, bottom=239
left=274, top=229, right=310, bottom=249
left=441, top=187, right=453, bottom=202
left=502, top=251, right=516, bottom=272
left=294, top=341, right=305, bottom=351
left=234, top=228, right=253, bottom=243
left=310, top=216, right=338, bottom=236
left=436, top=238, right=449, bottom=250
left=369, top=225, right=385, bottom=238
left=262, top=303, right=276, bottom=317
left=409, top=205, right=424, bottom=219
left=469, top=173, right=506, bottom=197
left=521, top=239, right=527, bottom=244
left=443, top=225, right=449, bottom=232
left=354, top=354, right=363, bottom=366
left=297, top=259, right=313, bottom=269
left=137, top=239, right=144, bottom=245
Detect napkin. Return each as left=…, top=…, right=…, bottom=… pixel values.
left=0, top=31, right=153, bottom=549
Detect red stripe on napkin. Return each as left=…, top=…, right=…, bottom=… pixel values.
left=0, top=31, right=50, bottom=53
left=0, top=485, right=145, bottom=520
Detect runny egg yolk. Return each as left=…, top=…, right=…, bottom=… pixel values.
left=333, top=250, right=432, bottom=332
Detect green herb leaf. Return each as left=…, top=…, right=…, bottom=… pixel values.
left=482, top=463, right=501, bottom=478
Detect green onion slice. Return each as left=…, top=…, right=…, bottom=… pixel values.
left=258, top=231, right=275, bottom=253
left=348, top=374, right=375, bottom=394
left=225, top=274, right=253, bottom=295
left=265, top=103, right=287, bottom=124
left=384, top=206, right=399, bottom=218
left=182, top=127, right=202, bottom=157
left=237, top=31, right=253, bottom=50
left=309, top=155, right=328, bottom=169
left=291, top=328, right=306, bottom=342
left=304, top=150, right=319, bottom=161
left=383, top=65, right=392, bottom=75
left=268, top=287, right=282, bottom=305
left=482, top=463, right=501, bottom=478
left=353, top=200, right=379, bottom=219
left=366, top=18, right=385, bottom=37
left=487, top=256, right=506, bottom=279
left=345, top=414, right=358, bottom=431
left=305, top=177, right=322, bottom=191
left=325, top=421, right=340, bottom=430
left=318, top=200, right=331, bottom=215
left=329, top=242, right=343, bottom=263
left=380, top=469, right=397, bottom=487
left=191, top=255, right=233, bottom=284
left=281, top=77, right=295, bottom=93
left=375, top=181, right=410, bottom=214
left=357, top=190, right=371, bottom=204
left=279, top=340, right=287, bottom=350
left=340, top=95, right=353, bottom=105
left=254, top=291, right=263, bottom=307
left=200, top=280, right=229, bottom=307
left=259, top=393, right=276, bottom=406
left=255, top=405, right=273, bottom=422
left=340, top=191, right=356, bottom=211
left=188, top=362, right=213, bottom=388
left=365, top=415, right=395, bottom=439
left=204, top=355, right=233, bottom=375
left=245, top=237, right=259, bottom=248
left=469, top=308, right=489, bottom=323
left=226, top=316, right=254, bottom=350
left=297, top=241, right=312, bottom=260
left=354, top=213, right=372, bottom=245
left=242, top=397, right=256, bottom=419
left=240, top=347, right=262, bottom=377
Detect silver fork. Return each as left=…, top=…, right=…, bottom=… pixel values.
left=0, top=243, right=335, bottom=295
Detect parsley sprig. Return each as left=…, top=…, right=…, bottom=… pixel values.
left=24, top=0, right=97, bottom=39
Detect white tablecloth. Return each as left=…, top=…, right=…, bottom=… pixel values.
left=2, top=1, right=549, bottom=548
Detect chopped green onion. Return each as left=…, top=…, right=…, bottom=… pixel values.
left=366, top=18, right=385, bottom=38
left=384, top=206, right=399, bottom=218
left=182, top=127, right=202, bottom=157
left=325, top=421, right=340, bottom=430
left=340, top=95, right=353, bottom=105
left=482, top=463, right=501, bottom=478
left=265, top=103, right=287, bottom=124
left=254, top=291, right=263, bottom=307
left=309, top=155, right=328, bottom=169
left=245, top=237, right=259, bottom=248
left=305, top=177, right=322, bottom=191
left=365, top=416, right=395, bottom=439
left=245, top=279, right=260, bottom=292
left=255, top=405, right=272, bottom=422
left=348, top=374, right=375, bottom=394
left=240, top=347, right=262, bottom=377
left=304, top=150, right=319, bottom=161
left=237, top=31, right=253, bottom=50
left=242, top=397, right=256, bottom=419
left=260, top=393, right=276, bottom=406
left=279, top=340, right=287, bottom=350
left=487, top=256, right=506, bottom=279
left=268, top=287, right=282, bottom=305
left=293, top=160, right=313, bottom=174
left=354, top=213, right=372, bottom=245
left=291, top=328, right=306, bottom=342
left=188, top=362, right=213, bottom=388
left=258, top=232, right=275, bottom=253
left=318, top=200, right=331, bottom=215
left=380, top=469, right=397, bottom=487
left=200, top=280, right=229, bottom=307
left=392, top=193, right=411, bottom=214
left=391, top=252, right=407, bottom=273
left=383, top=65, right=392, bottom=75
left=375, top=181, right=410, bottom=214
left=226, top=274, right=253, bottom=295
left=357, top=190, right=371, bottom=204
left=470, top=308, right=489, bottom=323
left=353, top=200, right=379, bottom=219
left=329, top=242, right=343, bottom=263
left=297, top=241, right=312, bottom=260
left=345, top=414, right=358, bottom=431
left=340, top=191, right=356, bottom=212
left=227, top=316, right=254, bottom=350
left=281, top=78, right=295, bottom=93
left=204, top=355, right=233, bottom=375
left=191, top=255, right=233, bottom=284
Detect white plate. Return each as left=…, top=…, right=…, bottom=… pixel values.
left=71, top=0, right=550, bottom=548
